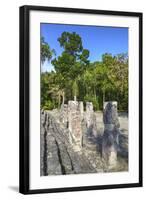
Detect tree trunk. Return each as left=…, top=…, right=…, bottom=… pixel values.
left=74, top=96, right=77, bottom=101
left=58, top=93, right=61, bottom=108
left=73, top=80, right=77, bottom=101
left=103, top=90, right=105, bottom=109
left=62, top=92, right=65, bottom=105
left=94, top=87, right=96, bottom=99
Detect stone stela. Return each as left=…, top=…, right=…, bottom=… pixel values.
left=86, top=102, right=94, bottom=129
left=68, top=101, right=83, bottom=149
left=60, top=101, right=96, bottom=149
left=102, top=101, right=120, bottom=168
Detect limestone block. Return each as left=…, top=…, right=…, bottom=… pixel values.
left=79, top=101, right=84, bottom=120
left=102, top=101, right=120, bottom=168
left=86, top=102, right=94, bottom=128
left=60, top=104, right=68, bottom=125
left=68, top=101, right=82, bottom=147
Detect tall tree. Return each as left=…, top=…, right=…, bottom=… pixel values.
left=41, top=36, right=56, bottom=64
left=52, top=32, right=90, bottom=102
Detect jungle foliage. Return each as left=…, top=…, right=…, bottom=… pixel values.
left=41, top=32, right=128, bottom=111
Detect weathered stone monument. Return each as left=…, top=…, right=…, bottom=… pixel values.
left=60, top=104, right=68, bottom=126
left=68, top=101, right=83, bottom=149
left=102, top=101, right=120, bottom=168
left=86, top=102, right=94, bottom=128
left=85, top=102, right=98, bottom=137
left=79, top=101, right=84, bottom=120
left=41, top=99, right=128, bottom=175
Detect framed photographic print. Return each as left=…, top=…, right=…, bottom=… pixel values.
left=19, top=5, right=143, bottom=194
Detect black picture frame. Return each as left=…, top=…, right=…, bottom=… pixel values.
left=19, top=5, right=143, bottom=194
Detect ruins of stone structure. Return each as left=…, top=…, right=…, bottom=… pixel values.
left=59, top=101, right=84, bottom=148
left=68, top=101, right=83, bottom=148
left=85, top=102, right=99, bottom=138
left=41, top=100, right=128, bottom=176
left=41, top=111, right=98, bottom=175
left=86, top=102, right=94, bottom=128
left=102, top=101, right=120, bottom=168
left=79, top=101, right=84, bottom=120
left=60, top=104, right=68, bottom=125
left=60, top=101, right=96, bottom=149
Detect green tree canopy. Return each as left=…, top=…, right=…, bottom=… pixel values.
left=52, top=32, right=90, bottom=101
left=41, top=36, right=56, bottom=64
left=41, top=32, right=128, bottom=111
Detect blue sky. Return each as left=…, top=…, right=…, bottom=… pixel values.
left=41, top=23, right=128, bottom=72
